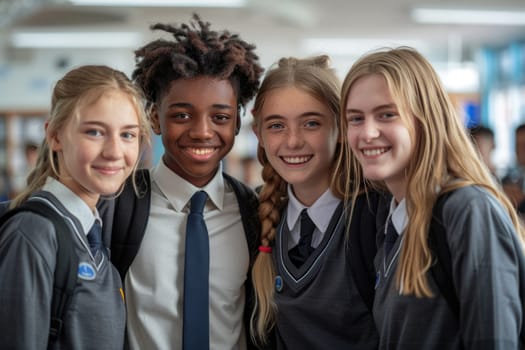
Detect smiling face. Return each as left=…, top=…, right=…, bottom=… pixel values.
left=254, top=86, right=338, bottom=205
left=152, top=76, right=239, bottom=187
left=50, top=90, right=141, bottom=209
left=345, top=74, right=414, bottom=201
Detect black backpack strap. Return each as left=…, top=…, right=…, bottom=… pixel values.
left=223, top=173, right=261, bottom=350
left=428, top=193, right=460, bottom=318
left=223, top=173, right=260, bottom=262
left=110, top=169, right=151, bottom=282
left=347, top=191, right=386, bottom=311
left=0, top=200, right=77, bottom=345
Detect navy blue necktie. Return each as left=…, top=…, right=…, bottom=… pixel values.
left=384, top=218, right=398, bottom=257
left=289, top=209, right=316, bottom=268
left=183, top=191, right=209, bottom=350
left=87, top=220, right=103, bottom=257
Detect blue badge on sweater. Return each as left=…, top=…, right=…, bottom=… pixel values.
left=78, top=262, right=96, bottom=280
left=275, top=275, right=283, bottom=293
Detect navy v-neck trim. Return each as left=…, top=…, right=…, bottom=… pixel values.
left=276, top=202, right=344, bottom=291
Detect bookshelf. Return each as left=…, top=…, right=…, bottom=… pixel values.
left=0, top=110, right=48, bottom=200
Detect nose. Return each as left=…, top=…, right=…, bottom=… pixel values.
left=286, top=126, right=305, bottom=149
left=361, top=119, right=380, bottom=142
left=102, top=134, right=124, bottom=159
left=189, top=115, right=214, bottom=140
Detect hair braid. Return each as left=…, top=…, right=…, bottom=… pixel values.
left=250, top=148, right=287, bottom=344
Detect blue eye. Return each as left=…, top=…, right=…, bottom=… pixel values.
left=121, top=132, right=137, bottom=140
left=347, top=115, right=363, bottom=125
left=86, top=129, right=102, bottom=137
left=380, top=112, right=397, bottom=119
left=305, top=120, right=320, bottom=128
left=268, top=123, right=284, bottom=130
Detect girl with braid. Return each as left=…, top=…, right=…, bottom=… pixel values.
left=102, top=14, right=264, bottom=350
left=250, top=55, right=380, bottom=349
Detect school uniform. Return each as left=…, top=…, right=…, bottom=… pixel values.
left=272, top=187, right=379, bottom=350
left=0, top=178, right=126, bottom=349
left=114, top=161, right=259, bottom=350
left=374, top=185, right=525, bottom=349
left=0, top=200, right=8, bottom=214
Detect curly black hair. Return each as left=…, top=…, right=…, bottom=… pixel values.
left=132, top=14, right=263, bottom=109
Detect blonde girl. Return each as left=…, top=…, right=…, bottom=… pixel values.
left=0, top=65, right=150, bottom=349
left=342, top=47, right=525, bottom=349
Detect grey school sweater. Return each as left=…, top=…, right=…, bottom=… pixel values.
left=374, top=185, right=525, bottom=349
left=272, top=202, right=379, bottom=349
left=0, top=186, right=126, bottom=349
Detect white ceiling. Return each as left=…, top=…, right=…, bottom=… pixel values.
left=1, top=0, right=525, bottom=72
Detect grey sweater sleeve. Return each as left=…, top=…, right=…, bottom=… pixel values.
left=0, top=213, right=56, bottom=348
left=443, top=186, right=523, bottom=349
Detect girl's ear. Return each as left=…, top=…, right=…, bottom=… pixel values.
left=46, top=121, right=62, bottom=152
left=150, top=105, right=161, bottom=135
left=252, top=124, right=264, bottom=148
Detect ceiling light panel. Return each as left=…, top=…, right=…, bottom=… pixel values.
left=70, top=0, right=245, bottom=7
left=412, top=7, right=525, bottom=26
left=11, top=31, right=143, bottom=48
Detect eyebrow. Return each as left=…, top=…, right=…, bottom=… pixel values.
left=167, top=102, right=235, bottom=110
left=346, top=103, right=397, bottom=114
left=262, top=111, right=326, bottom=122
left=82, top=121, right=140, bottom=129
left=121, top=124, right=140, bottom=129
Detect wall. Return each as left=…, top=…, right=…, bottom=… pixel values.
left=0, top=48, right=135, bottom=110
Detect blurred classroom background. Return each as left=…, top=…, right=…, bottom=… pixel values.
left=1, top=0, right=525, bottom=200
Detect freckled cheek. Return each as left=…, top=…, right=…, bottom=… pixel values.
left=264, top=140, right=279, bottom=156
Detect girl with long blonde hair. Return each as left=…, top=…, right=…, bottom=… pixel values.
left=342, top=47, right=525, bottom=348
left=0, top=65, right=150, bottom=349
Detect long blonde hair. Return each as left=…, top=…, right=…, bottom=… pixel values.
left=250, top=55, right=345, bottom=344
left=11, top=65, right=151, bottom=208
left=339, top=47, right=525, bottom=297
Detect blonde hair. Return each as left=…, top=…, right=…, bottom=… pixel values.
left=11, top=65, right=151, bottom=208
left=338, top=47, right=525, bottom=297
left=250, top=55, right=345, bottom=344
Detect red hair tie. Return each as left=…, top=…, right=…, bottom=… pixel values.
left=258, top=245, right=272, bottom=253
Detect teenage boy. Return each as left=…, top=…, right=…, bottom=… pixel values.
left=102, top=15, right=264, bottom=350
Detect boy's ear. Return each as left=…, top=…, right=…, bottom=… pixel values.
left=234, top=105, right=242, bottom=136
left=150, top=105, right=161, bottom=135
left=235, top=114, right=241, bottom=136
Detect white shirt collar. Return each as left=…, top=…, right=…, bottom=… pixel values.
left=42, top=177, right=98, bottom=235
left=286, top=185, right=341, bottom=233
left=388, top=197, right=408, bottom=236
left=152, top=159, right=225, bottom=212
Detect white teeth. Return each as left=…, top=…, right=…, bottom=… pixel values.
left=283, top=156, right=310, bottom=164
left=362, top=148, right=387, bottom=156
left=189, top=148, right=214, bottom=155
